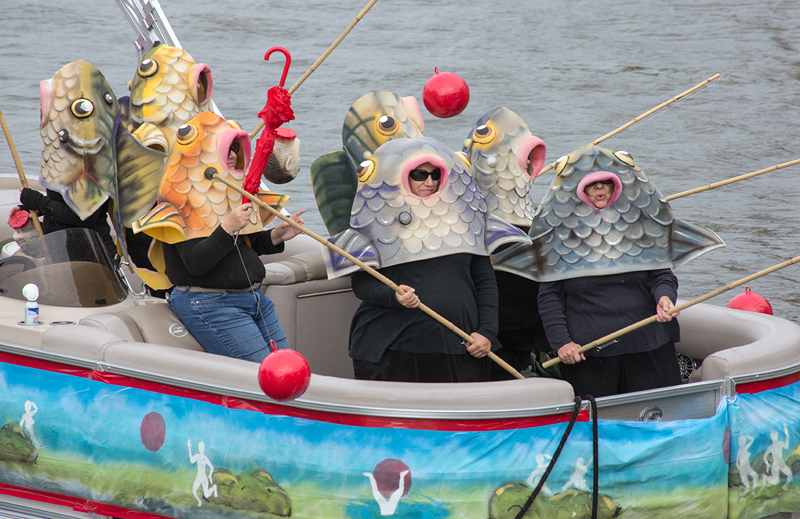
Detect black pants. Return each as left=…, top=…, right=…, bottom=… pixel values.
left=560, top=341, right=682, bottom=398
left=353, top=349, right=491, bottom=383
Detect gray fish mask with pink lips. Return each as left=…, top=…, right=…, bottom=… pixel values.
left=491, top=143, right=725, bottom=282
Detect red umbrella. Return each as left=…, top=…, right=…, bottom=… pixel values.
left=243, top=47, right=295, bottom=196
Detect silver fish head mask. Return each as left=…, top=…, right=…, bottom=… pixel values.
left=463, top=107, right=546, bottom=227
left=39, top=59, right=119, bottom=220
left=342, top=91, right=425, bottom=170
left=324, top=137, right=530, bottom=278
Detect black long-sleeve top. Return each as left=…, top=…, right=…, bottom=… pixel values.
left=349, top=253, right=500, bottom=363
left=162, top=226, right=283, bottom=289
left=537, top=269, right=680, bottom=357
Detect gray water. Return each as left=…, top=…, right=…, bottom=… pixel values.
left=0, top=0, right=798, bottom=322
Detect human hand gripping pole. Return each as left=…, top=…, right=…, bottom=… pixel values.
left=0, top=107, right=44, bottom=236
left=541, top=255, right=800, bottom=369
left=204, top=167, right=526, bottom=380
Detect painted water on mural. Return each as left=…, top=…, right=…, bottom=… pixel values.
left=0, top=0, right=798, bottom=322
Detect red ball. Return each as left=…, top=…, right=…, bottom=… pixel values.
left=373, top=458, right=412, bottom=498
left=258, top=349, right=311, bottom=401
left=423, top=67, right=469, bottom=118
left=727, top=286, right=773, bottom=315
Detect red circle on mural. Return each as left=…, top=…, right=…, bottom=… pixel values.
left=140, top=411, right=166, bottom=452
left=373, top=458, right=412, bottom=498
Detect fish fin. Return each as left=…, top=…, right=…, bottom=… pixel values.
left=132, top=202, right=188, bottom=244
left=255, top=191, right=291, bottom=226
left=322, top=229, right=379, bottom=279
left=484, top=214, right=532, bottom=253
left=490, top=241, right=541, bottom=282
left=115, top=123, right=168, bottom=226
left=61, top=177, right=109, bottom=221
left=670, top=219, right=725, bottom=268
left=133, top=239, right=173, bottom=290
left=310, top=150, right=357, bottom=236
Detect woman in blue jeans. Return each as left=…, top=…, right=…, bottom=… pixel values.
left=164, top=201, right=305, bottom=362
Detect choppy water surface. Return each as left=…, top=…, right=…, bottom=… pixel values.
left=0, top=0, right=798, bottom=321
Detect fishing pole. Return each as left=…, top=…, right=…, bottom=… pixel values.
left=665, top=158, right=800, bottom=201
left=205, top=167, right=526, bottom=380
left=541, top=254, right=800, bottom=368
left=0, top=107, right=44, bottom=236
left=250, top=0, right=380, bottom=139
left=537, top=73, right=721, bottom=177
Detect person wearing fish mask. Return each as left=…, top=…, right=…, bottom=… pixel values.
left=494, top=144, right=724, bottom=397
left=330, top=137, right=533, bottom=383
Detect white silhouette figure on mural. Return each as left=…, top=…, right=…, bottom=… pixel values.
left=761, top=425, right=793, bottom=490
left=19, top=400, right=39, bottom=448
left=525, top=453, right=554, bottom=496
left=736, top=435, right=759, bottom=496
left=561, top=456, right=592, bottom=493
left=364, top=469, right=409, bottom=515
left=188, top=439, right=218, bottom=506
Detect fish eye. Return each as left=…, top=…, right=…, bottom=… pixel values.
left=455, top=151, right=472, bottom=170
left=103, top=92, right=114, bottom=106
left=228, top=120, right=242, bottom=131
left=138, top=58, right=158, bottom=78
left=357, top=159, right=376, bottom=182
left=58, top=129, right=69, bottom=143
left=175, top=124, right=199, bottom=145
left=70, top=99, right=94, bottom=118
left=554, top=155, right=569, bottom=175
left=375, top=115, right=398, bottom=136
left=472, top=124, right=495, bottom=144
left=613, top=150, right=635, bottom=167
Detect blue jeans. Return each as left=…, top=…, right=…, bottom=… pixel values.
left=167, top=288, right=289, bottom=362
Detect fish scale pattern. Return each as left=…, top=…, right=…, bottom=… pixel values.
left=533, top=145, right=674, bottom=277
left=465, top=107, right=536, bottom=227
left=129, top=45, right=211, bottom=148
left=325, top=137, right=531, bottom=278
left=135, top=112, right=287, bottom=243
left=39, top=60, right=118, bottom=220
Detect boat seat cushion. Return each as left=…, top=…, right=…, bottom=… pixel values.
left=79, top=302, right=204, bottom=351
left=263, top=250, right=327, bottom=285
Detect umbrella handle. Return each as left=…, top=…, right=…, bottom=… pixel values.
left=264, top=47, right=291, bottom=89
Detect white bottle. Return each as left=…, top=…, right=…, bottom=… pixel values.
left=22, top=283, right=39, bottom=325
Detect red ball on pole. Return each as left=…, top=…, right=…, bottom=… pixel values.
left=258, top=346, right=311, bottom=401
left=423, top=67, right=470, bottom=118
left=727, top=286, right=773, bottom=315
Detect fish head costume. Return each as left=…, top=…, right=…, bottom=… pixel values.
left=323, top=137, right=530, bottom=278
left=311, top=91, right=426, bottom=237
left=491, top=144, right=725, bottom=282
left=39, top=60, right=120, bottom=220
left=463, top=107, right=547, bottom=228
left=127, top=44, right=213, bottom=148
left=133, top=111, right=288, bottom=245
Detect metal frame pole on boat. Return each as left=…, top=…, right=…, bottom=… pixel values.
left=206, top=169, right=526, bottom=380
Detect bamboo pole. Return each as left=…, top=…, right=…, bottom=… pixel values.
left=0, top=107, right=44, bottom=236
left=250, top=0, right=379, bottom=139
left=537, top=73, right=721, bottom=177
left=207, top=169, right=525, bottom=380
left=666, top=158, right=800, bottom=202
left=542, top=254, right=800, bottom=369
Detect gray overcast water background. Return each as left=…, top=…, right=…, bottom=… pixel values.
left=0, top=0, right=798, bottom=321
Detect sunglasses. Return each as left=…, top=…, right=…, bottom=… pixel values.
left=409, top=168, right=441, bottom=182
left=230, top=141, right=240, bottom=153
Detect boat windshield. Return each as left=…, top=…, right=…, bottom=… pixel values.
left=0, top=228, right=128, bottom=307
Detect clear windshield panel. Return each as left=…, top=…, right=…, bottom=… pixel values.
left=0, top=228, right=128, bottom=307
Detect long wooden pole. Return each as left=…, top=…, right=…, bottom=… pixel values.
left=666, top=158, right=800, bottom=202
left=537, top=73, right=721, bottom=177
left=542, top=254, right=800, bottom=369
left=208, top=170, right=525, bottom=380
left=250, top=0, right=379, bottom=139
left=0, top=107, right=44, bottom=236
